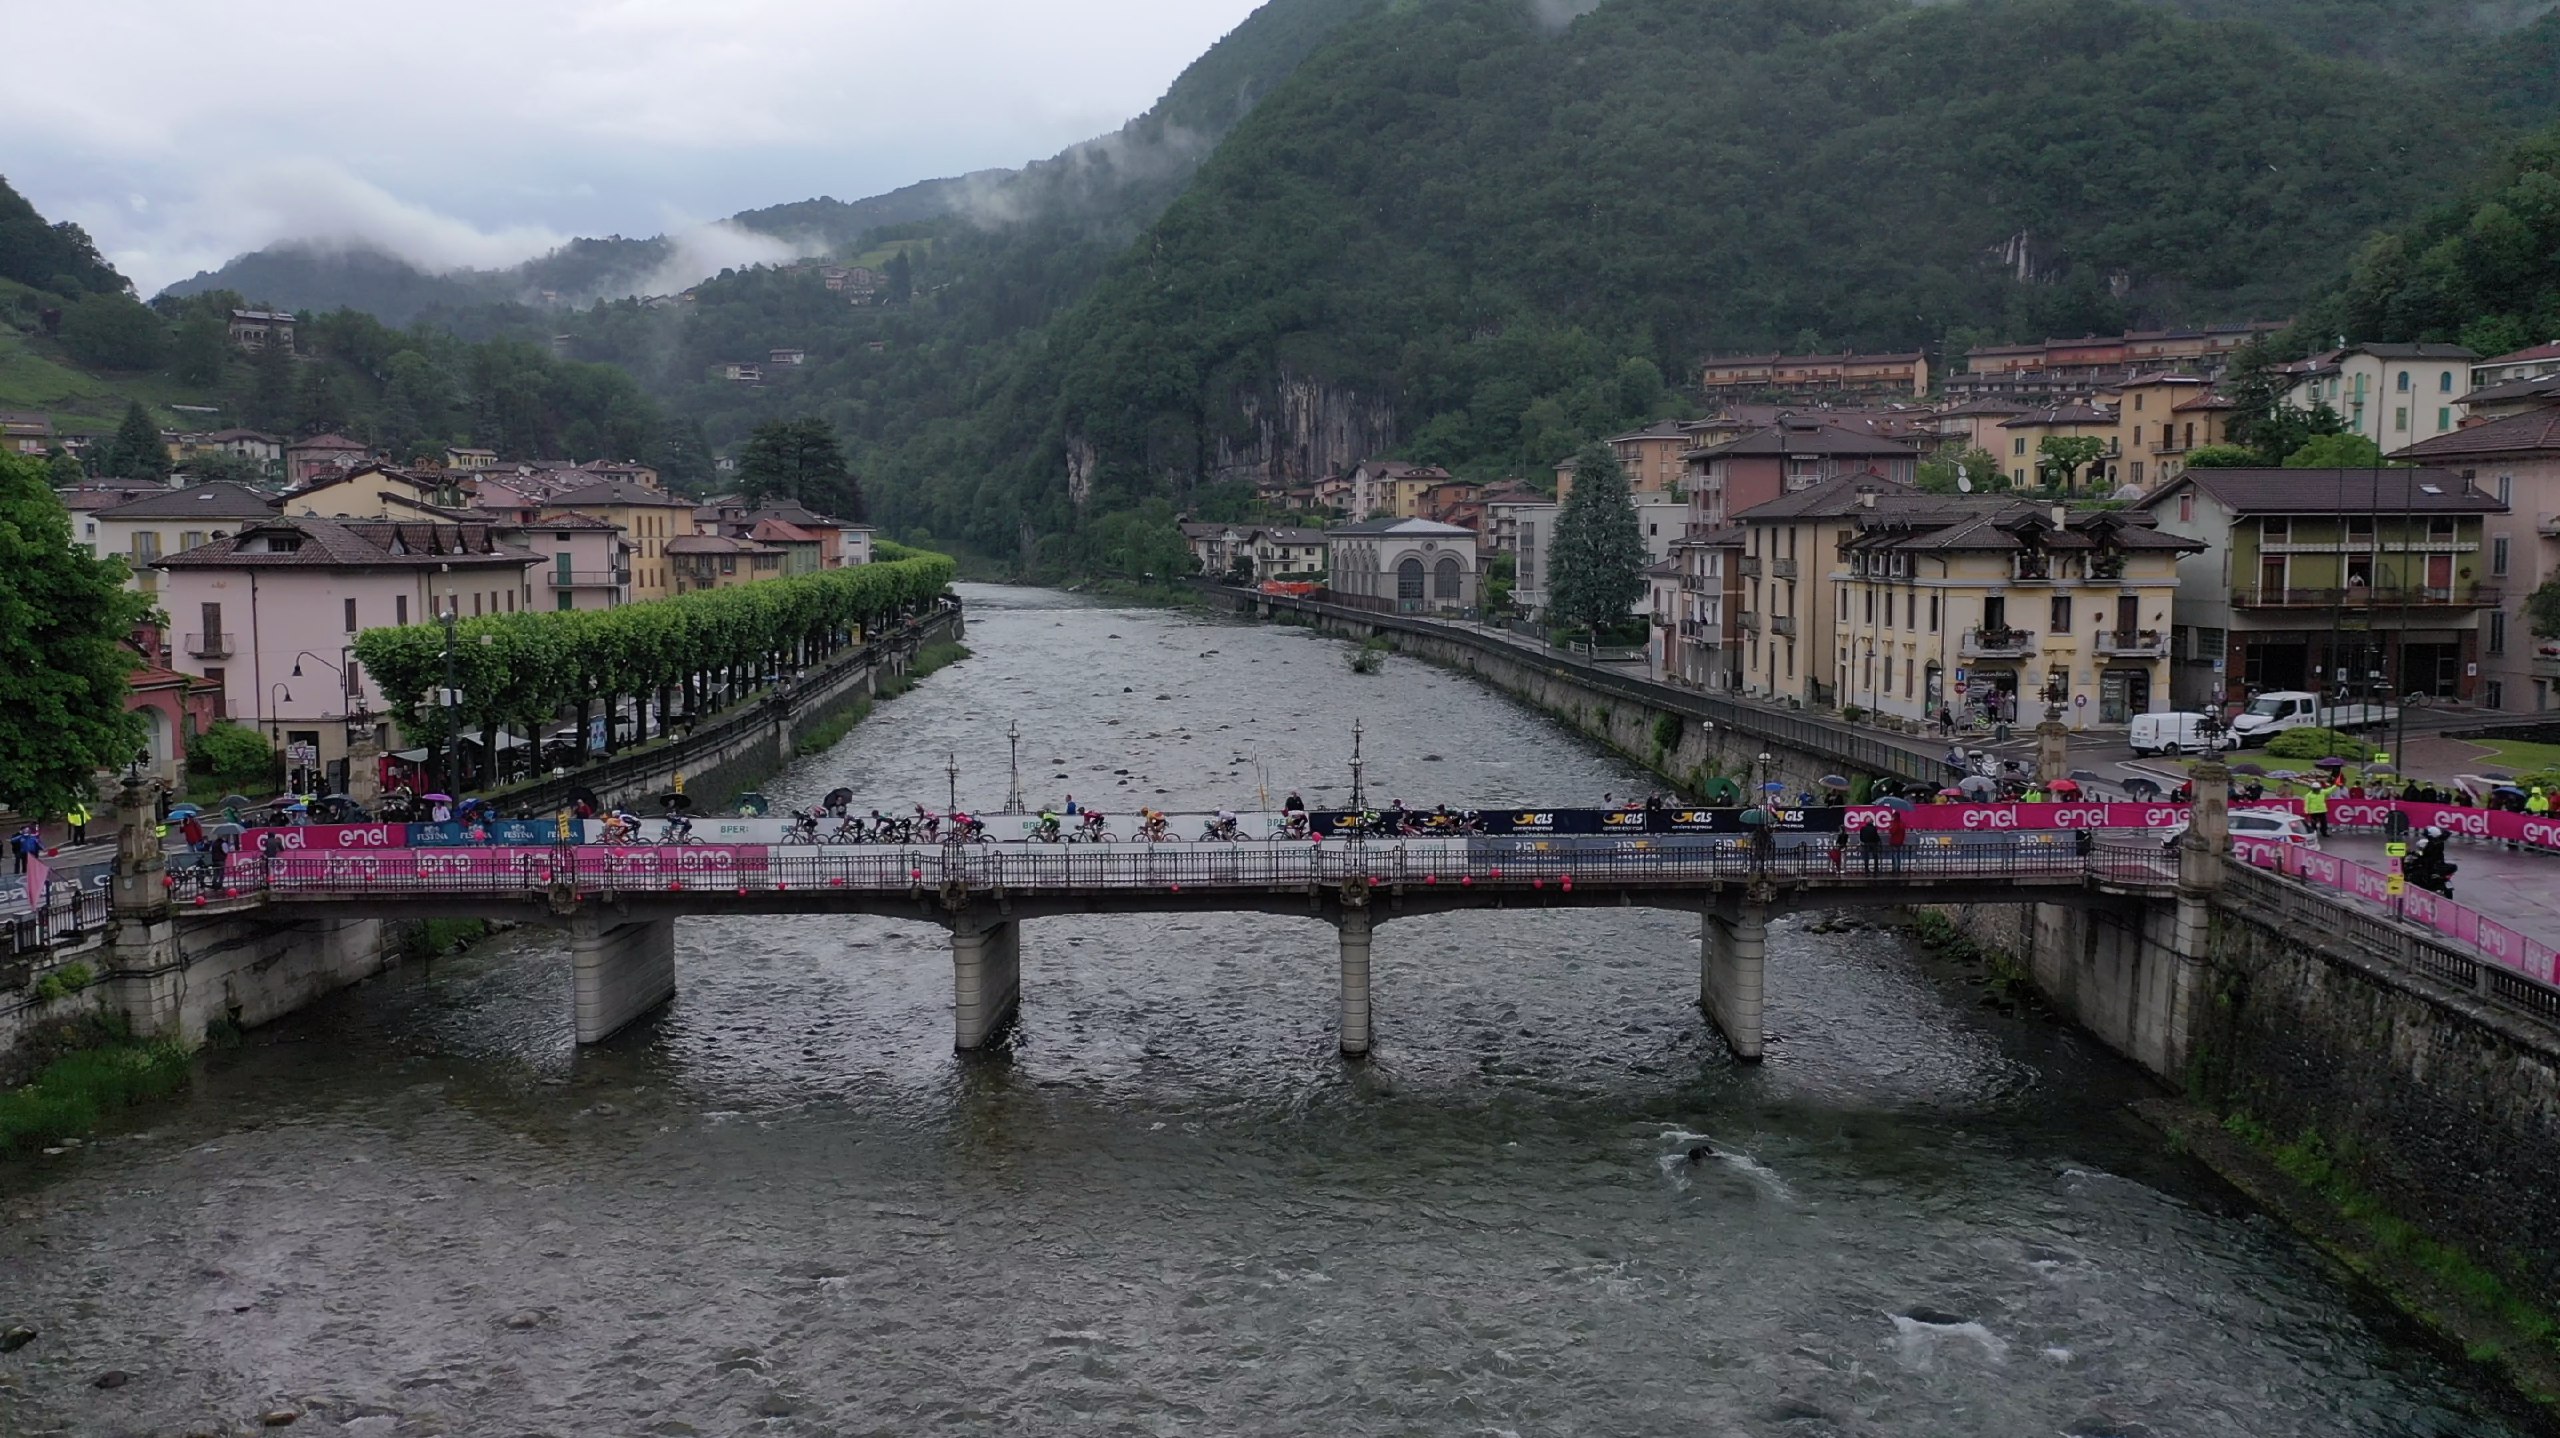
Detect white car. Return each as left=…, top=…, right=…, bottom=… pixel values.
left=2158, top=807, right=2320, bottom=851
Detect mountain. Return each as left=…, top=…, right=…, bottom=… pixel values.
left=157, top=0, right=1385, bottom=326
left=850, top=0, right=2522, bottom=559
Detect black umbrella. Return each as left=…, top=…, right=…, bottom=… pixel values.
left=564, top=784, right=600, bottom=812
left=657, top=791, right=694, bottom=813
left=824, top=787, right=855, bottom=811
left=733, top=791, right=772, bottom=817
left=2123, top=777, right=2163, bottom=801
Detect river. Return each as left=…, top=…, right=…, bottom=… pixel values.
left=0, top=585, right=2532, bottom=1436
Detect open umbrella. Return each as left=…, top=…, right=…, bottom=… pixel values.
left=2122, top=777, right=2163, bottom=801
left=1938, top=787, right=1969, bottom=799
left=219, top=794, right=252, bottom=811
left=1818, top=774, right=1851, bottom=789
left=1959, top=775, right=1998, bottom=796
left=2229, top=763, right=2268, bottom=777
left=2494, top=784, right=2528, bottom=798
left=2267, top=769, right=2304, bottom=781
left=2364, top=763, right=2397, bottom=776
left=1760, top=781, right=1788, bottom=794
left=1738, top=807, right=1770, bottom=826
left=208, top=822, right=244, bottom=840
left=2048, top=779, right=2082, bottom=796
left=657, top=791, right=694, bottom=813
left=2313, top=756, right=2348, bottom=770
left=166, top=804, right=201, bottom=820
left=733, top=791, right=772, bottom=817
left=1878, top=795, right=1917, bottom=812
left=282, top=802, right=309, bottom=813
left=2484, top=773, right=2517, bottom=784
left=420, top=792, right=453, bottom=804
left=823, top=787, right=855, bottom=811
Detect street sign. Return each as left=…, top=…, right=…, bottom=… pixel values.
left=2073, top=694, right=2087, bottom=709
left=2386, top=872, right=2405, bottom=896
left=1954, top=681, right=1969, bottom=695
left=287, top=742, right=317, bottom=767
left=2385, top=841, right=2408, bottom=859
left=1953, top=668, right=1968, bottom=685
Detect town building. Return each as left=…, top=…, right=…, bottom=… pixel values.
left=283, top=433, right=375, bottom=486
left=182, top=429, right=283, bottom=466
left=2138, top=468, right=2506, bottom=710
left=1680, top=417, right=1922, bottom=531
left=1323, top=518, right=1479, bottom=615
left=1556, top=421, right=1694, bottom=498
left=1833, top=502, right=2200, bottom=728
left=515, top=513, right=631, bottom=611
left=1995, top=405, right=2117, bottom=490
left=1698, top=351, right=1930, bottom=401
left=721, top=363, right=763, bottom=383
left=87, top=482, right=283, bottom=594
left=539, top=478, right=701, bottom=602
left=1503, top=494, right=1688, bottom=618
left=443, top=446, right=500, bottom=471
left=154, top=517, right=543, bottom=789
left=2097, top=375, right=2233, bottom=491
left=1671, top=530, right=1742, bottom=691
left=768, top=348, right=807, bottom=368
left=1953, top=322, right=2286, bottom=398
left=1726, top=477, right=1963, bottom=709
left=667, top=534, right=787, bottom=592
left=226, top=309, right=296, bottom=351
left=3, top=412, right=55, bottom=457
left=2278, top=343, right=2474, bottom=450
left=2471, top=342, right=2560, bottom=391
left=282, top=463, right=463, bottom=521
left=2462, top=373, right=2560, bottom=422
left=1180, top=522, right=1327, bottom=580
left=2392, top=407, right=2560, bottom=712
left=1339, top=460, right=1456, bottom=520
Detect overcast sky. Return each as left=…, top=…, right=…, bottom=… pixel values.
left=3, top=0, right=1266, bottom=295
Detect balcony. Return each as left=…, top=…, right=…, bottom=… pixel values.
left=1771, top=615, right=1798, bottom=636
left=2094, top=628, right=2169, bottom=658
left=184, top=632, right=235, bottom=659
left=2010, top=556, right=2056, bottom=582
left=1737, top=555, right=1762, bottom=578
left=2231, top=586, right=2503, bottom=610
left=2539, top=515, right=2560, bottom=538
left=2534, top=650, right=2560, bottom=682
left=1770, top=557, right=1799, bottom=579
left=1959, top=626, right=2038, bottom=659
left=547, top=569, right=631, bottom=589
left=1738, top=610, right=1762, bottom=634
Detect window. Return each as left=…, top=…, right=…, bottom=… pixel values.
left=130, top=531, right=160, bottom=560
left=2489, top=610, right=2506, bottom=654
left=2396, top=370, right=2411, bottom=392
left=2394, top=407, right=2409, bottom=432
left=2050, top=595, right=2072, bottom=632
left=2493, top=537, right=2510, bottom=576
left=2134, top=394, right=2145, bottom=412
left=472, top=592, right=482, bottom=616
left=203, top=668, right=226, bottom=717
left=2440, top=370, right=2454, bottom=393
left=343, top=598, right=357, bottom=633
left=2498, top=474, right=2513, bottom=505
left=396, top=595, right=409, bottom=625
left=2014, top=437, right=2027, bottom=457
left=2486, top=680, right=2505, bottom=710
left=2346, top=515, right=2374, bottom=541
left=2262, top=517, right=2289, bottom=543
left=2428, top=517, right=2456, bottom=540
left=2131, top=462, right=2144, bottom=485
left=2178, top=493, right=2195, bottom=522
left=1863, top=590, right=1874, bottom=623
left=179, top=530, right=205, bottom=550
left=2438, top=407, right=2451, bottom=432
left=1905, top=591, right=1916, bottom=628
left=1928, top=594, right=1940, bottom=632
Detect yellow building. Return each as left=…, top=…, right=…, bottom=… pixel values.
left=2100, top=375, right=2233, bottom=491
left=1996, top=405, right=2118, bottom=490
left=1833, top=502, right=2201, bottom=729
left=540, top=477, right=700, bottom=602
left=666, top=534, right=787, bottom=592
left=282, top=463, right=462, bottom=520
left=1729, top=478, right=1982, bottom=708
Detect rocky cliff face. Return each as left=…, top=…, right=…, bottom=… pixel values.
left=1212, top=372, right=1398, bottom=489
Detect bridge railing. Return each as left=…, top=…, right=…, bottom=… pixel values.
left=240, top=833, right=2179, bottom=901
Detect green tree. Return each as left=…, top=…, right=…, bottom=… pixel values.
left=2183, top=444, right=2258, bottom=467
left=0, top=453, right=149, bottom=816
left=178, top=451, right=269, bottom=486
left=738, top=415, right=866, bottom=519
left=2282, top=432, right=2392, bottom=467
left=44, top=451, right=85, bottom=486
left=243, top=336, right=294, bottom=432
left=2525, top=572, right=2560, bottom=638
left=2036, top=436, right=2109, bottom=491
left=1545, top=443, right=1647, bottom=636
left=101, top=402, right=170, bottom=482
left=884, top=249, right=913, bottom=305
left=657, top=418, right=716, bottom=493
left=291, top=361, right=346, bottom=437
left=57, top=293, right=169, bottom=370
left=169, top=306, right=231, bottom=387
left=1918, top=447, right=2009, bottom=493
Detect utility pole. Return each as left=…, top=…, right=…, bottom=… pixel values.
left=440, top=600, right=461, bottom=798
left=1347, top=718, right=1367, bottom=812
left=946, top=751, right=960, bottom=815
left=1005, top=720, right=1026, bottom=813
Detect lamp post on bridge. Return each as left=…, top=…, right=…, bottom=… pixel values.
left=1347, top=717, right=1367, bottom=814
left=946, top=751, right=960, bottom=815
left=1005, top=720, right=1026, bottom=814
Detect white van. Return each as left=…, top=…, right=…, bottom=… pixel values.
left=2129, top=711, right=2233, bottom=756
left=2225, top=690, right=2396, bottom=746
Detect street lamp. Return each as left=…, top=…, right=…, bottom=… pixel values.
left=1005, top=720, right=1026, bottom=813
left=946, top=751, right=960, bottom=814
left=439, top=600, right=462, bottom=798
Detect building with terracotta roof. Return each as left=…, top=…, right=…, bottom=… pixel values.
left=1323, top=517, right=1479, bottom=615
left=154, top=517, right=544, bottom=784
left=540, top=478, right=700, bottom=601
left=1698, top=350, right=1929, bottom=401
left=2278, top=343, right=2475, bottom=450
left=88, top=482, right=283, bottom=594
left=1680, top=416, right=1922, bottom=533
left=2394, top=407, right=2560, bottom=713
left=2101, top=374, right=2233, bottom=491
left=2139, top=468, right=2506, bottom=709
left=2471, top=342, right=2560, bottom=392
left=1996, top=405, right=2118, bottom=490
left=667, top=533, right=787, bottom=592
left=283, top=433, right=375, bottom=486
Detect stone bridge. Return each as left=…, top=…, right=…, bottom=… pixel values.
left=167, top=836, right=2189, bottom=1059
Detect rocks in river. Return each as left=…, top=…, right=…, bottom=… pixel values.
left=502, top=1309, right=546, bottom=1330
left=0, top=1325, right=33, bottom=1352
left=258, top=1408, right=300, bottom=1426
left=1421, top=754, right=1443, bottom=761
left=91, top=1369, right=130, bottom=1388
left=1900, top=1305, right=1973, bottom=1327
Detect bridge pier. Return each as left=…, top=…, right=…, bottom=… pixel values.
left=1701, top=905, right=1768, bottom=1062
left=571, top=915, right=677, bottom=1043
left=951, top=918, right=1021, bottom=1051
left=1339, top=908, right=1373, bottom=1058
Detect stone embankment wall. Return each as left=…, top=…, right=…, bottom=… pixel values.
left=1, top=911, right=389, bottom=1064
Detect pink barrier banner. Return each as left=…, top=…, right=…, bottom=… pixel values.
left=244, top=822, right=411, bottom=850
left=1844, top=802, right=2190, bottom=832
left=573, top=845, right=771, bottom=880
left=2233, top=837, right=2560, bottom=985
left=271, top=847, right=570, bottom=881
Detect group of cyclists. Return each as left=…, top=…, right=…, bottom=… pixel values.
left=566, top=790, right=1517, bottom=848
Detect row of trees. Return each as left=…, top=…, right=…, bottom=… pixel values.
left=0, top=454, right=151, bottom=818
left=351, top=551, right=954, bottom=778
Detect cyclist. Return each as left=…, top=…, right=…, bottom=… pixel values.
left=1034, top=809, right=1063, bottom=842
left=1079, top=810, right=1109, bottom=841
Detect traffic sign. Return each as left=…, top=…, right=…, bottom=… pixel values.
left=2386, top=873, right=2406, bottom=896
left=1954, top=681, right=1969, bottom=695
left=2385, top=841, right=2407, bottom=859
left=2073, top=694, right=2087, bottom=709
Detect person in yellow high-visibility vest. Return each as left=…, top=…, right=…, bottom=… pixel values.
left=2301, top=780, right=2331, bottom=838
left=64, top=802, right=90, bottom=845
left=2530, top=787, right=2552, bottom=818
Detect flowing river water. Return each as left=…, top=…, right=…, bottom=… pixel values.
left=0, top=585, right=2537, bottom=1436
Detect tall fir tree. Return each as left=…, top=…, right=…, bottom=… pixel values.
left=244, top=333, right=294, bottom=432
left=103, top=401, right=170, bottom=482
left=737, top=416, right=866, bottom=520
left=0, top=453, right=149, bottom=817
left=1545, top=443, right=1647, bottom=638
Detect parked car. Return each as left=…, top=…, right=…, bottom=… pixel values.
left=2129, top=711, right=2235, bottom=756
left=2225, top=691, right=2396, bottom=747
left=2158, top=806, right=2321, bottom=851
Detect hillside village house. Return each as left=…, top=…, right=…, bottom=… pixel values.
left=88, top=483, right=282, bottom=595
left=182, top=429, right=283, bottom=466
left=2101, top=374, right=2233, bottom=491
left=284, top=463, right=462, bottom=520
left=226, top=309, right=296, bottom=350
left=2395, top=407, right=2560, bottom=712
left=1926, top=397, right=2032, bottom=457
left=1324, top=517, right=1478, bottom=614
left=1555, top=421, right=1692, bottom=499
left=1996, top=405, right=2116, bottom=489
left=1728, top=478, right=1977, bottom=709
left=1832, top=502, right=2200, bottom=728
left=2139, top=468, right=2506, bottom=710
left=538, top=478, right=700, bottom=602
left=693, top=497, right=871, bottom=568
left=2279, top=343, right=2474, bottom=450
left=1680, top=417, right=1922, bottom=531
left=283, top=433, right=374, bottom=485
left=2473, top=342, right=2560, bottom=390
left=515, top=513, right=630, bottom=610
left=1953, top=323, right=2286, bottom=398
left=1672, top=530, right=1742, bottom=690
left=1698, top=351, right=1931, bottom=400
left=1180, top=522, right=1326, bottom=579
left=155, top=518, right=543, bottom=791
left=667, top=534, right=787, bottom=592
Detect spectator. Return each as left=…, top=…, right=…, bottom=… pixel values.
left=8, top=824, right=38, bottom=874
left=65, top=802, right=89, bottom=845
left=1887, top=809, right=1909, bottom=873
left=1858, top=819, right=1883, bottom=873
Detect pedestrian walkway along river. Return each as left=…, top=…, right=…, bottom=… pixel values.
left=0, top=585, right=2532, bottom=1435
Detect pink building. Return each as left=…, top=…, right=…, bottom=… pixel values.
left=155, top=517, right=541, bottom=790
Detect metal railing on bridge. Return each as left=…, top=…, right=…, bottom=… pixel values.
left=2, top=888, right=109, bottom=957
left=230, top=834, right=2179, bottom=903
